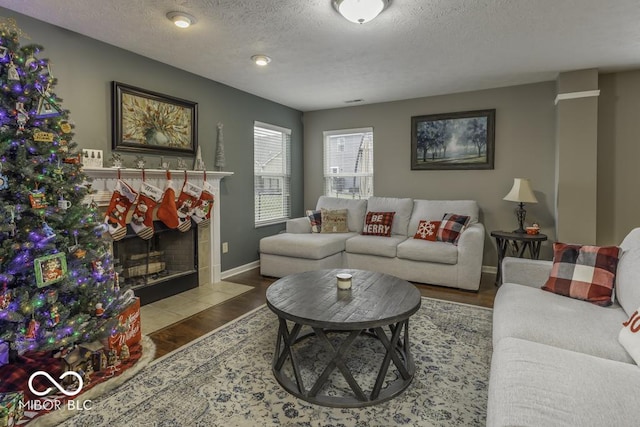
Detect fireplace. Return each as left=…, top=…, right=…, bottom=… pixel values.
left=112, top=222, right=198, bottom=305
left=82, top=167, right=233, bottom=306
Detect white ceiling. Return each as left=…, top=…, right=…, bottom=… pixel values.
left=0, top=0, right=639, bottom=112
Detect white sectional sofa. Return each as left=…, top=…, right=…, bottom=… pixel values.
left=487, top=228, right=640, bottom=426
left=259, top=196, right=485, bottom=291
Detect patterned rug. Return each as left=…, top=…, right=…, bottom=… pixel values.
left=60, top=298, right=493, bottom=426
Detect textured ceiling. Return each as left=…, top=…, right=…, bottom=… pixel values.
left=0, top=0, right=639, bottom=111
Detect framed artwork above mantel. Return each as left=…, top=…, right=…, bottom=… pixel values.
left=411, top=109, right=495, bottom=170
left=112, top=81, right=198, bottom=156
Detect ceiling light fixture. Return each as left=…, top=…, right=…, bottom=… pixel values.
left=251, top=55, right=271, bottom=66
left=167, top=11, right=197, bottom=28
left=332, top=0, right=390, bottom=24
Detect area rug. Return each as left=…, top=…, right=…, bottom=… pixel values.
left=25, top=336, right=156, bottom=427
left=59, top=298, right=493, bottom=426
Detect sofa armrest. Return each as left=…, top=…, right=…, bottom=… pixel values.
left=456, top=222, right=485, bottom=290
left=502, top=257, right=553, bottom=288
left=286, top=217, right=311, bottom=233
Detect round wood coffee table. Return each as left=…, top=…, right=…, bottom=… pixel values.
left=266, top=269, right=421, bottom=407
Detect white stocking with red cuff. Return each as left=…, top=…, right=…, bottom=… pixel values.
left=104, top=180, right=137, bottom=241
left=192, top=181, right=214, bottom=226
left=157, top=180, right=179, bottom=229
left=130, top=182, right=163, bottom=240
left=176, top=181, right=202, bottom=232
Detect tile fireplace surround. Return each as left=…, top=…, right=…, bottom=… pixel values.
left=82, top=167, right=233, bottom=288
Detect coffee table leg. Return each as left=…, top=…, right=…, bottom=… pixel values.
left=274, top=318, right=305, bottom=394
left=372, top=320, right=410, bottom=400
left=309, top=328, right=365, bottom=401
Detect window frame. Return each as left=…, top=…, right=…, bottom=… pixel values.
left=323, top=127, right=374, bottom=199
left=254, top=121, right=292, bottom=227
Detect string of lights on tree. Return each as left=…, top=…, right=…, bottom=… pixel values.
left=0, top=18, right=129, bottom=355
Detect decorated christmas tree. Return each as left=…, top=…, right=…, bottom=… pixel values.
left=0, top=19, right=127, bottom=356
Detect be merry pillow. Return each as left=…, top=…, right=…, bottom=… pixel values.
left=414, top=220, right=441, bottom=241
left=542, top=243, right=620, bottom=306
left=619, top=308, right=640, bottom=365
left=362, top=211, right=395, bottom=237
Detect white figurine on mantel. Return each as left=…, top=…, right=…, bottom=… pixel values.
left=193, top=146, right=205, bottom=171
left=214, top=122, right=226, bottom=171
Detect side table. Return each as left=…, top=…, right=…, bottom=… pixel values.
left=491, top=230, right=548, bottom=286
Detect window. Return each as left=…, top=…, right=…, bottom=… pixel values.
left=323, top=127, right=373, bottom=199
left=254, top=121, right=291, bottom=226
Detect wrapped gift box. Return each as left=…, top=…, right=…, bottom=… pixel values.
left=0, top=392, right=23, bottom=427
left=0, top=341, right=8, bottom=367
left=105, top=297, right=141, bottom=353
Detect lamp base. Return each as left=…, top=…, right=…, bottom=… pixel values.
left=512, top=227, right=526, bottom=234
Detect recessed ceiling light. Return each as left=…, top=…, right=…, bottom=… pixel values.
left=251, top=55, right=271, bottom=66
left=167, top=11, right=197, bottom=28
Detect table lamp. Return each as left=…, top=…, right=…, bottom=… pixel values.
left=503, top=178, right=538, bottom=233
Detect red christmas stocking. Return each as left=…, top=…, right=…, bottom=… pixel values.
left=192, top=181, right=214, bottom=226
left=130, top=182, right=163, bottom=240
left=157, top=180, right=179, bottom=229
left=176, top=181, right=202, bottom=232
left=105, top=180, right=137, bottom=241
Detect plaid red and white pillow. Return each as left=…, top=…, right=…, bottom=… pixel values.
left=413, top=220, right=441, bottom=241
left=542, top=242, right=621, bottom=306
left=362, top=211, right=395, bottom=237
left=436, top=213, right=470, bottom=245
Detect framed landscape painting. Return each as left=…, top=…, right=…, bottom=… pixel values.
left=411, top=109, right=495, bottom=170
left=112, top=82, right=198, bottom=155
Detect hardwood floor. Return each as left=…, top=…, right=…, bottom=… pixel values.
left=149, top=268, right=498, bottom=359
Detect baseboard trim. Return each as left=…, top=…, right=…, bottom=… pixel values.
left=223, top=260, right=497, bottom=278
left=221, top=261, right=260, bottom=279
left=482, top=265, right=497, bottom=274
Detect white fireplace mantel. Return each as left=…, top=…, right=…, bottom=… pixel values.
left=82, top=167, right=233, bottom=285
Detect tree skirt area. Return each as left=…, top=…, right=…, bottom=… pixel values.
left=59, top=298, right=493, bottom=426
left=9, top=336, right=155, bottom=426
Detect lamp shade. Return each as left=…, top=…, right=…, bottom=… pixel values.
left=503, top=178, right=538, bottom=203
left=333, top=0, right=389, bottom=24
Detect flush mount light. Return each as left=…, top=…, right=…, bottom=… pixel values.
left=167, top=11, right=197, bottom=28
left=251, top=55, right=271, bottom=66
left=332, top=0, right=390, bottom=24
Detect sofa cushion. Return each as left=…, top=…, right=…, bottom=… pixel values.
left=260, top=232, right=357, bottom=260
left=408, top=200, right=479, bottom=236
left=487, top=337, right=640, bottom=427
left=437, top=213, right=470, bottom=245
left=615, top=247, right=640, bottom=317
left=366, top=197, right=413, bottom=236
left=494, top=283, right=633, bottom=363
left=542, top=242, right=620, bottom=306
left=396, top=238, right=458, bottom=264
left=316, top=196, right=367, bottom=233
left=346, top=235, right=407, bottom=258
left=619, top=308, right=640, bottom=365
left=413, top=220, right=441, bottom=241
left=362, top=211, right=395, bottom=237
left=305, top=209, right=322, bottom=233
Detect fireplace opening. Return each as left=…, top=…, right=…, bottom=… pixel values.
left=112, top=221, right=198, bottom=306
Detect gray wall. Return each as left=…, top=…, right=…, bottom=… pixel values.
left=4, top=8, right=303, bottom=271
left=598, top=70, right=640, bottom=245
left=303, top=82, right=558, bottom=266
left=555, top=69, right=599, bottom=245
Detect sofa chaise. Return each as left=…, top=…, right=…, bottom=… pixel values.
left=487, top=228, right=640, bottom=426
left=259, top=196, right=485, bottom=290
